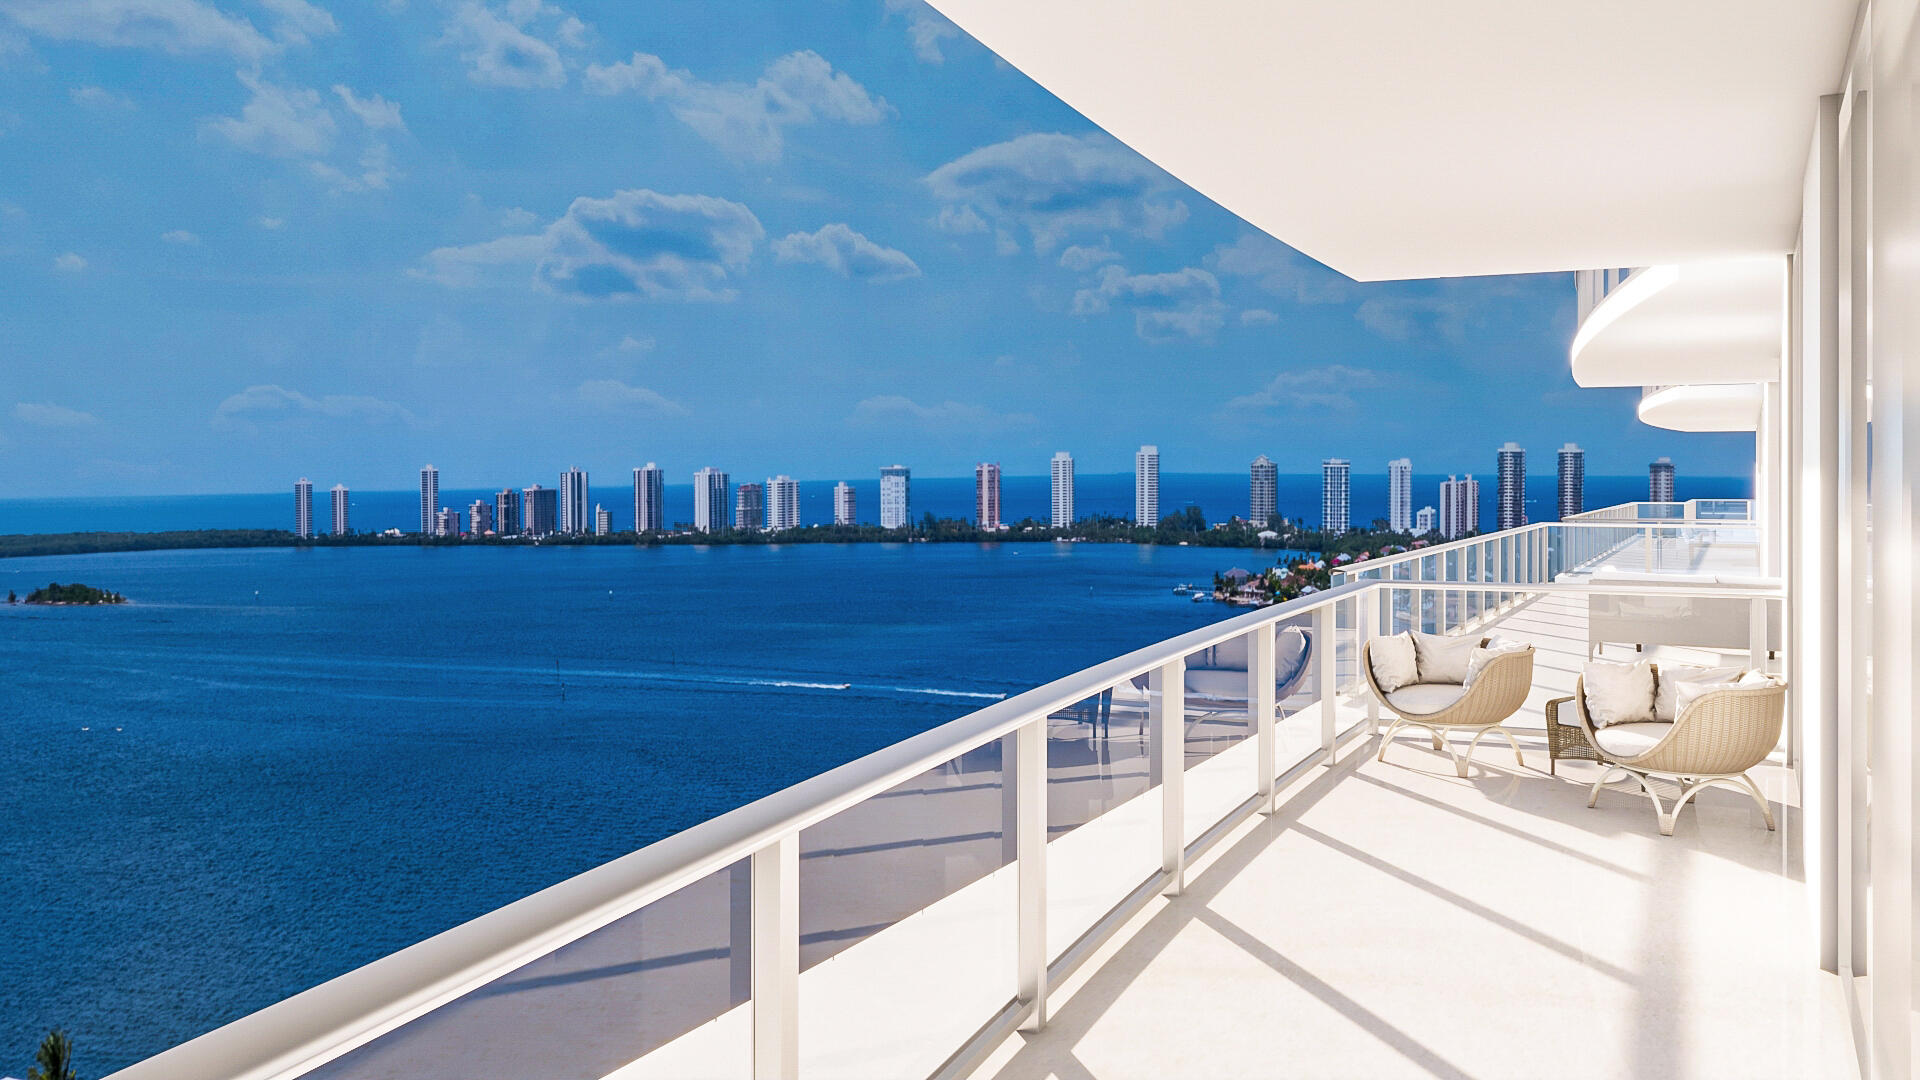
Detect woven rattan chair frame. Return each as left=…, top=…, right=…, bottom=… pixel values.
left=1362, top=637, right=1535, bottom=778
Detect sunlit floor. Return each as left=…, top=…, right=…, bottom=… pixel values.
left=969, top=593, right=1852, bottom=1080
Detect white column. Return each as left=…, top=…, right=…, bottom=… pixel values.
left=1015, top=719, right=1047, bottom=1029
left=1252, top=627, right=1278, bottom=813
left=751, top=835, right=799, bottom=1080
left=1360, top=593, right=1379, bottom=734
left=1152, top=657, right=1185, bottom=895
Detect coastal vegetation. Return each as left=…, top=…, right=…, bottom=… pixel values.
left=1212, top=522, right=1445, bottom=606
left=24, top=583, right=126, bottom=605
left=28, top=1029, right=79, bottom=1080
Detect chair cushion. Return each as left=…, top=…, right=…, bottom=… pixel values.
left=1653, top=664, right=1745, bottom=721
left=1593, top=721, right=1674, bottom=759
left=1385, top=683, right=1468, bottom=715
left=1582, top=660, right=1655, bottom=728
left=1184, top=669, right=1250, bottom=701
left=1412, top=631, right=1478, bottom=684
left=1368, top=633, right=1418, bottom=693
left=1672, top=669, right=1779, bottom=717
left=1274, top=627, right=1310, bottom=685
left=1464, top=636, right=1529, bottom=687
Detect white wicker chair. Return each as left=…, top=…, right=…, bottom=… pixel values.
left=1362, top=638, right=1535, bottom=777
left=1568, top=672, right=1785, bottom=836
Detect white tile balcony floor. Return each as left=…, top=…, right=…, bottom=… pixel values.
left=969, top=593, right=1854, bottom=1080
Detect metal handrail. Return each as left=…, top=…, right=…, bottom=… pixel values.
left=112, top=571, right=1782, bottom=1080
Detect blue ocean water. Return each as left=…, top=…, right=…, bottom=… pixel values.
left=1, top=541, right=1280, bottom=1075
left=0, top=473, right=1750, bottom=537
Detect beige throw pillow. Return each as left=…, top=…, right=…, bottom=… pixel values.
left=1582, top=660, right=1656, bottom=728
left=1464, top=636, right=1530, bottom=687
left=1411, top=631, right=1478, bottom=685
left=1368, top=633, right=1418, bottom=693
left=1653, top=664, right=1745, bottom=721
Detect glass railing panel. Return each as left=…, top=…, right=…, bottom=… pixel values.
left=1045, top=681, right=1159, bottom=962
left=797, top=742, right=1013, bottom=1078
left=305, top=860, right=751, bottom=1080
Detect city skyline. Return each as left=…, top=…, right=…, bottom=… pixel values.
left=0, top=3, right=1760, bottom=499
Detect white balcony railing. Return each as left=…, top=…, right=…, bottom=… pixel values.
left=109, top=546, right=1784, bottom=1080
left=1563, top=498, right=1753, bottom=524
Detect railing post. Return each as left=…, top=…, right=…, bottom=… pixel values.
left=751, top=834, right=799, bottom=1080
left=1643, top=526, right=1654, bottom=572
left=1251, top=627, right=1277, bottom=814
left=1316, top=603, right=1337, bottom=764
left=1152, top=657, right=1184, bottom=895
left=1749, top=597, right=1770, bottom=673
left=1359, top=591, right=1379, bottom=735
left=1015, top=718, right=1047, bottom=1030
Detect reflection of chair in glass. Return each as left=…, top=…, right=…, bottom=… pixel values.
left=1362, top=638, right=1535, bottom=777
left=1114, top=626, right=1314, bottom=747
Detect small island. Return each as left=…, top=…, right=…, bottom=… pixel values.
left=23, top=582, right=127, bottom=605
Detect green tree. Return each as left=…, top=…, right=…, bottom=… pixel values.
left=29, top=1029, right=77, bottom=1080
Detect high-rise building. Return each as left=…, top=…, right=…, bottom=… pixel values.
left=633, top=463, right=666, bottom=534
left=975, top=462, right=1002, bottom=529
left=694, top=468, right=730, bottom=533
left=330, top=484, right=349, bottom=536
left=1650, top=457, right=1676, bottom=502
left=1135, top=445, right=1160, bottom=525
left=1496, top=442, right=1527, bottom=530
left=1321, top=459, right=1351, bottom=534
left=595, top=505, right=611, bottom=536
left=833, top=481, right=857, bottom=526
left=294, top=478, right=314, bottom=539
left=522, top=485, right=557, bottom=537
left=559, top=467, right=589, bottom=535
left=1050, top=451, right=1075, bottom=527
left=767, top=475, right=800, bottom=531
left=495, top=489, right=521, bottom=537
left=1250, top=454, right=1278, bottom=525
left=735, top=482, right=765, bottom=532
left=1439, top=475, right=1480, bottom=540
left=468, top=499, right=493, bottom=535
left=1557, top=443, right=1586, bottom=520
left=435, top=506, right=460, bottom=537
left=1414, top=506, right=1436, bottom=536
left=880, top=465, right=910, bottom=529
left=1387, top=458, right=1413, bottom=533
left=419, top=465, right=439, bottom=535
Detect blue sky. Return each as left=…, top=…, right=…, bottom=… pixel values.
left=0, top=0, right=1752, bottom=498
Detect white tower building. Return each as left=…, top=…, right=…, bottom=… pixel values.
left=880, top=465, right=911, bottom=529
left=694, top=468, right=730, bottom=533
left=1321, top=459, right=1351, bottom=534
left=1388, top=458, right=1413, bottom=533
left=1557, top=443, right=1586, bottom=520
left=559, top=467, right=589, bottom=535
left=833, top=481, right=857, bottom=526
left=419, top=465, right=438, bottom=535
left=633, top=463, right=665, bottom=533
left=1496, top=442, right=1527, bottom=530
left=1250, top=454, right=1278, bottom=525
left=1135, top=445, right=1160, bottom=525
left=1440, top=475, right=1481, bottom=540
left=768, top=475, right=800, bottom=530
left=330, top=484, right=349, bottom=536
left=1050, top=451, right=1075, bottom=527
left=294, top=478, right=313, bottom=539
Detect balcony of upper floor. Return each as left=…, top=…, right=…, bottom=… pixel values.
left=1570, top=258, right=1785, bottom=391
left=1639, top=383, right=1765, bottom=432
left=110, top=509, right=1841, bottom=1080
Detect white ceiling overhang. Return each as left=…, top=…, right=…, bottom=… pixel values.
left=927, top=0, right=1856, bottom=281
left=1570, top=256, right=1785, bottom=387
left=1638, top=383, right=1764, bottom=432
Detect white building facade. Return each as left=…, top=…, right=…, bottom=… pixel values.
left=833, top=481, right=856, bottom=526
left=767, top=475, right=800, bottom=531
left=975, top=462, right=1001, bottom=529
left=294, top=478, right=313, bottom=539
left=418, top=465, right=438, bottom=535
left=1438, top=474, right=1479, bottom=540
left=1320, top=458, right=1349, bottom=533
left=1496, top=442, right=1526, bottom=530
left=330, top=484, right=349, bottom=536
left=1249, top=454, right=1277, bottom=524
left=1557, top=443, right=1585, bottom=520
left=879, top=465, right=910, bottom=529
left=693, top=468, right=730, bottom=534
left=1387, top=457, right=1412, bottom=533
left=559, top=467, right=589, bottom=535
left=633, top=463, right=665, bottom=534
left=1134, top=445, right=1159, bottom=525
left=1050, top=451, right=1074, bottom=527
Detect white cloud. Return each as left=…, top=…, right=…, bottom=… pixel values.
left=497, top=205, right=539, bottom=228
left=51, top=251, right=85, bottom=272
left=331, top=84, right=405, bottom=131
left=1057, top=242, right=1119, bottom=272
left=849, top=394, right=1035, bottom=432
left=212, top=384, right=415, bottom=429
left=442, top=1, right=569, bottom=89
left=882, top=0, right=958, bottom=63
left=934, top=204, right=986, bottom=235
left=201, top=72, right=403, bottom=192
left=1208, top=233, right=1352, bottom=303
left=771, top=223, right=919, bottom=283
left=259, top=0, right=336, bottom=45
left=419, top=188, right=764, bottom=301
left=201, top=70, right=335, bottom=157
left=1226, top=365, right=1380, bottom=413
left=0, top=0, right=275, bottom=61
left=69, top=84, right=132, bottom=109
left=14, top=401, right=98, bottom=427
left=1239, top=308, right=1279, bottom=326
left=928, top=132, right=1187, bottom=253
left=161, top=228, right=200, bottom=245
left=1071, top=264, right=1226, bottom=342
left=1356, top=295, right=1472, bottom=343
left=617, top=334, right=654, bottom=352
left=257, top=215, right=284, bottom=229
left=571, top=378, right=685, bottom=415
left=586, top=49, right=888, bottom=163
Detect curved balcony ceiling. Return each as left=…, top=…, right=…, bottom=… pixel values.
left=1637, top=383, right=1763, bottom=432
left=1570, top=256, right=1784, bottom=387
left=925, top=0, right=1854, bottom=281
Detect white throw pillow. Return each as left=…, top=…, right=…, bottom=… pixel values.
left=1672, top=669, right=1781, bottom=718
left=1368, top=633, right=1418, bottom=693
left=1582, top=660, right=1656, bottom=728
left=1411, top=631, right=1478, bottom=685
left=1653, top=664, right=1746, bottom=721
left=1464, top=636, right=1530, bottom=687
